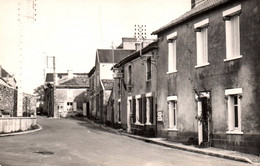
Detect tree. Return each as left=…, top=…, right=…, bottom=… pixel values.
left=34, top=85, right=46, bottom=115
left=34, top=85, right=45, bottom=103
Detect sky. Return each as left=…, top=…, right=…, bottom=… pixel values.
left=0, top=0, right=190, bottom=94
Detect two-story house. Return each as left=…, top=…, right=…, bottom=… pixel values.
left=44, top=70, right=89, bottom=117
left=112, top=41, right=158, bottom=136
left=151, top=0, right=260, bottom=155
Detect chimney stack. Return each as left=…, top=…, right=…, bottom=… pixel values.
left=67, top=70, right=73, bottom=79
left=191, top=0, right=207, bottom=9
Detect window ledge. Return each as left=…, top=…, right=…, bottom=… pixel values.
left=134, top=122, right=145, bottom=126
left=224, top=55, right=243, bottom=62
left=168, top=128, right=178, bottom=131
left=195, top=62, right=210, bottom=68
left=226, top=131, right=244, bottom=135
left=117, top=122, right=121, bottom=124
left=145, top=122, right=152, bottom=125
left=167, top=70, right=177, bottom=75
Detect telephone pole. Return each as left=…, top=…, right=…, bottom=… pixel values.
left=17, top=0, right=36, bottom=116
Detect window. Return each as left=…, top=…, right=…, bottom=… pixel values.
left=167, top=32, right=177, bottom=74
left=67, top=102, right=73, bottom=112
left=167, top=96, right=178, bottom=130
left=146, top=57, right=151, bottom=80
left=146, top=93, right=153, bottom=125
left=135, top=95, right=142, bottom=124
left=194, top=18, right=209, bottom=68
left=127, top=65, right=132, bottom=92
left=128, top=65, right=132, bottom=84
left=225, top=88, right=243, bottom=134
left=118, top=100, right=121, bottom=123
left=223, top=5, right=242, bottom=61
left=117, top=80, right=121, bottom=97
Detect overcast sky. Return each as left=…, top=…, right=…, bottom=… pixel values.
left=0, top=0, right=190, bottom=94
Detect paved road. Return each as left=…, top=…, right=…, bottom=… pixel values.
left=0, top=117, right=250, bottom=166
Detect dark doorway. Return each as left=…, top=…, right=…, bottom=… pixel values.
left=201, top=97, right=209, bottom=142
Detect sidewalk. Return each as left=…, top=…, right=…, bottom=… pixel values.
left=84, top=118, right=260, bottom=165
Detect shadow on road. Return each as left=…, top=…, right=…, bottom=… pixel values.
left=68, top=116, right=112, bottom=134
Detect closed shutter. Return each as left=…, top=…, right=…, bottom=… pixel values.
left=132, top=97, right=136, bottom=123
left=150, top=96, right=154, bottom=124
left=142, top=94, right=146, bottom=124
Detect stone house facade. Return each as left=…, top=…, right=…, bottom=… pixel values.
left=0, top=66, right=36, bottom=117
left=44, top=71, right=89, bottom=118
left=0, top=66, right=17, bottom=116
left=151, top=0, right=260, bottom=155
left=112, top=41, right=158, bottom=136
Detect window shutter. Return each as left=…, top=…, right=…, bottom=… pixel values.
left=150, top=96, right=154, bottom=124
left=132, top=97, right=136, bottom=123
left=142, top=94, right=146, bottom=124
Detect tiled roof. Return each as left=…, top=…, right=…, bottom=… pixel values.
left=0, top=68, right=9, bottom=77
left=101, top=79, right=114, bottom=90
left=45, top=73, right=68, bottom=82
left=97, top=49, right=135, bottom=63
left=113, top=41, right=158, bottom=68
left=60, top=75, right=89, bottom=87
left=45, top=73, right=88, bottom=82
left=151, top=0, right=231, bottom=35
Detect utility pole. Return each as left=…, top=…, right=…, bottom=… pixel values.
left=111, top=41, right=115, bottom=70
left=17, top=0, right=36, bottom=116
left=46, top=56, right=57, bottom=117
left=53, top=56, right=57, bottom=118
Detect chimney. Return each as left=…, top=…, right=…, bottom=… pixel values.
left=67, top=70, right=73, bottom=79
left=191, top=0, right=207, bottom=9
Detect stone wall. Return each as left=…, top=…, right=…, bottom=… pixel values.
left=0, top=84, right=36, bottom=117
left=0, top=117, right=36, bottom=133
left=0, top=84, right=17, bottom=116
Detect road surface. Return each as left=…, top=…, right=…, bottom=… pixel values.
left=0, top=117, right=249, bottom=166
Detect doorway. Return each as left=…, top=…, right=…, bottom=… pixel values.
left=196, top=92, right=211, bottom=146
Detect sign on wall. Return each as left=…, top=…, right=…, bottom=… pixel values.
left=157, top=111, right=163, bottom=121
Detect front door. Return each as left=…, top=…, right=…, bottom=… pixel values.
left=127, top=98, right=132, bottom=133
left=201, top=97, right=209, bottom=142
left=197, top=92, right=210, bottom=146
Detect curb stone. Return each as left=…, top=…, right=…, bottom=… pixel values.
left=120, top=133, right=258, bottom=165
left=0, top=124, right=42, bottom=137
left=84, top=118, right=258, bottom=165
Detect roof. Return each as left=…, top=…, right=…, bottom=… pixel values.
left=101, top=79, right=114, bottom=90
left=88, top=66, right=96, bottom=77
left=60, top=75, right=89, bottom=87
left=45, top=73, right=67, bottom=82
left=0, top=67, right=9, bottom=77
left=151, top=0, right=231, bottom=35
left=113, top=41, right=158, bottom=68
left=45, top=73, right=88, bottom=82
left=97, top=49, right=135, bottom=63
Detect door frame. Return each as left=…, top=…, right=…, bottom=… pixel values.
left=127, top=96, right=132, bottom=133
left=195, top=91, right=211, bottom=145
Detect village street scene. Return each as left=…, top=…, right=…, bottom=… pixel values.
left=0, top=0, right=260, bottom=165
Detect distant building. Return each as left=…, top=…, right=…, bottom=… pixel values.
left=152, top=0, right=260, bottom=155
left=44, top=70, right=89, bottom=117
left=92, top=48, right=134, bottom=122
left=88, top=37, right=155, bottom=123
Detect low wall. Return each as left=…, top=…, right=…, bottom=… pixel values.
left=0, top=117, right=37, bottom=133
